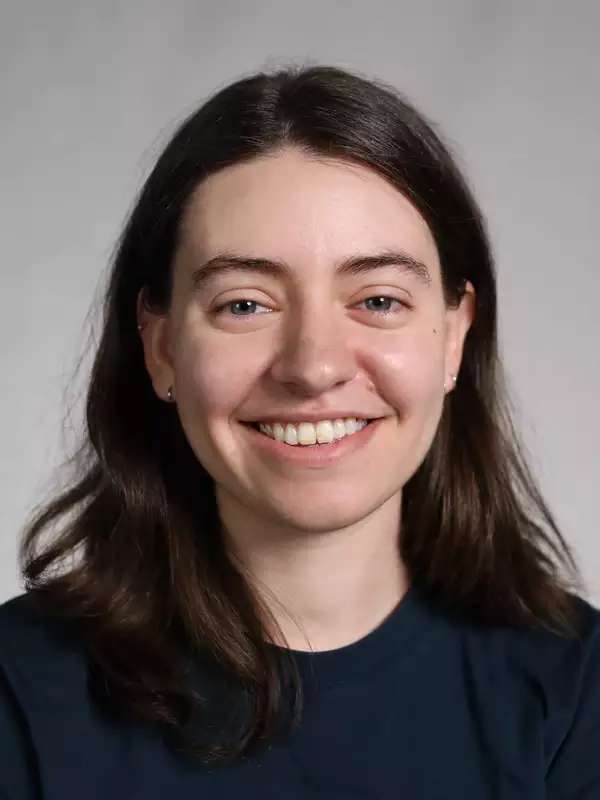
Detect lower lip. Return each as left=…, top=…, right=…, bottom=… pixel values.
left=241, top=419, right=383, bottom=468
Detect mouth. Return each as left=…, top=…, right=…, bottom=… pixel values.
left=239, top=417, right=383, bottom=467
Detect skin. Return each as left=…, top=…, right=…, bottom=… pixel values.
left=138, top=147, right=475, bottom=652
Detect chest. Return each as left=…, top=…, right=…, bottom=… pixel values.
left=34, top=649, right=548, bottom=800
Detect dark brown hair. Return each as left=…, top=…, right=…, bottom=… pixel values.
left=20, top=63, right=586, bottom=766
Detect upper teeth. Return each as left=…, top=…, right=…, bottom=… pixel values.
left=257, top=417, right=369, bottom=446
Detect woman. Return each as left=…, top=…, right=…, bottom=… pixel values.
left=1, top=64, right=598, bottom=798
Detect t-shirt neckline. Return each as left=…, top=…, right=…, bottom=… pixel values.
left=266, top=581, right=431, bottom=689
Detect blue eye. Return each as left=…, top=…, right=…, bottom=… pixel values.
left=357, top=296, right=405, bottom=316
left=215, top=299, right=267, bottom=316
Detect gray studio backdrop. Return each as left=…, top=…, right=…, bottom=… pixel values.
left=1, top=1, right=598, bottom=604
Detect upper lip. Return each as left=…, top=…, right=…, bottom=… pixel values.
left=242, top=411, right=382, bottom=423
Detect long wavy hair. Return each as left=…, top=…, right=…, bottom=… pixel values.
left=19, top=64, right=586, bottom=766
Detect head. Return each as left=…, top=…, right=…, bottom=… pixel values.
left=128, top=66, right=486, bottom=554
left=94, top=64, right=530, bottom=611
left=137, top=145, right=475, bottom=540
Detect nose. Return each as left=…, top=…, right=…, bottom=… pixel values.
left=269, top=305, right=358, bottom=397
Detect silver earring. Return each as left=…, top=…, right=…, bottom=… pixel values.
left=167, top=386, right=174, bottom=403
left=445, top=374, right=457, bottom=392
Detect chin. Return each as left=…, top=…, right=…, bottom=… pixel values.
left=255, top=489, right=395, bottom=534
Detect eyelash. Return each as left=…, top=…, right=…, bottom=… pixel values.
left=212, top=295, right=409, bottom=319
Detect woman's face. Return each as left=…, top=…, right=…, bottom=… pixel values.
left=140, top=147, right=474, bottom=534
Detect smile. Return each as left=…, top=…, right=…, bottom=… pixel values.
left=241, top=417, right=383, bottom=468
left=251, top=417, right=372, bottom=446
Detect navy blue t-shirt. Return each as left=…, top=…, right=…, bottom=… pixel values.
left=1, top=582, right=599, bottom=799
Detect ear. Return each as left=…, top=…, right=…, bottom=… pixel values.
left=136, top=288, right=175, bottom=402
left=444, top=280, right=476, bottom=392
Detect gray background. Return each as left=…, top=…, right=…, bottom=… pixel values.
left=1, top=1, right=598, bottom=605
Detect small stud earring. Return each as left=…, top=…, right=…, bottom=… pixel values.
left=444, top=374, right=457, bottom=392
left=167, top=386, right=174, bottom=403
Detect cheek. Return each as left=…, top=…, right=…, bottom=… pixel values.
left=366, top=329, right=445, bottom=412
left=175, top=334, right=259, bottom=415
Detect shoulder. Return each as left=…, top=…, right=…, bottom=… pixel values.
left=464, top=592, right=600, bottom=695
left=0, top=592, right=92, bottom=799
left=0, top=591, right=90, bottom=704
left=506, top=593, right=600, bottom=682
left=456, top=590, right=600, bottom=667
left=456, top=591, right=600, bottom=782
left=528, top=594, right=600, bottom=791
left=514, top=593, right=600, bottom=728
left=0, top=590, right=85, bottom=640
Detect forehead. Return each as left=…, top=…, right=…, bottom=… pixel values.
left=178, top=148, right=440, bottom=276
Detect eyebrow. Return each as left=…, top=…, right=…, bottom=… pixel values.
left=190, top=249, right=432, bottom=290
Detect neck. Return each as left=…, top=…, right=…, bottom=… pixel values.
left=217, top=488, right=410, bottom=652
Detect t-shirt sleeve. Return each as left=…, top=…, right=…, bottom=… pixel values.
left=545, top=616, right=600, bottom=799
left=0, top=666, right=39, bottom=800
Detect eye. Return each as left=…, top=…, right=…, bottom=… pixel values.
left=213, top=299, right=271, bottom=317
left=355, top=295, right=408, bottom=316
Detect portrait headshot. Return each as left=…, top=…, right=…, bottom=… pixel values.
left=1, top=2, right=599, bottom=798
